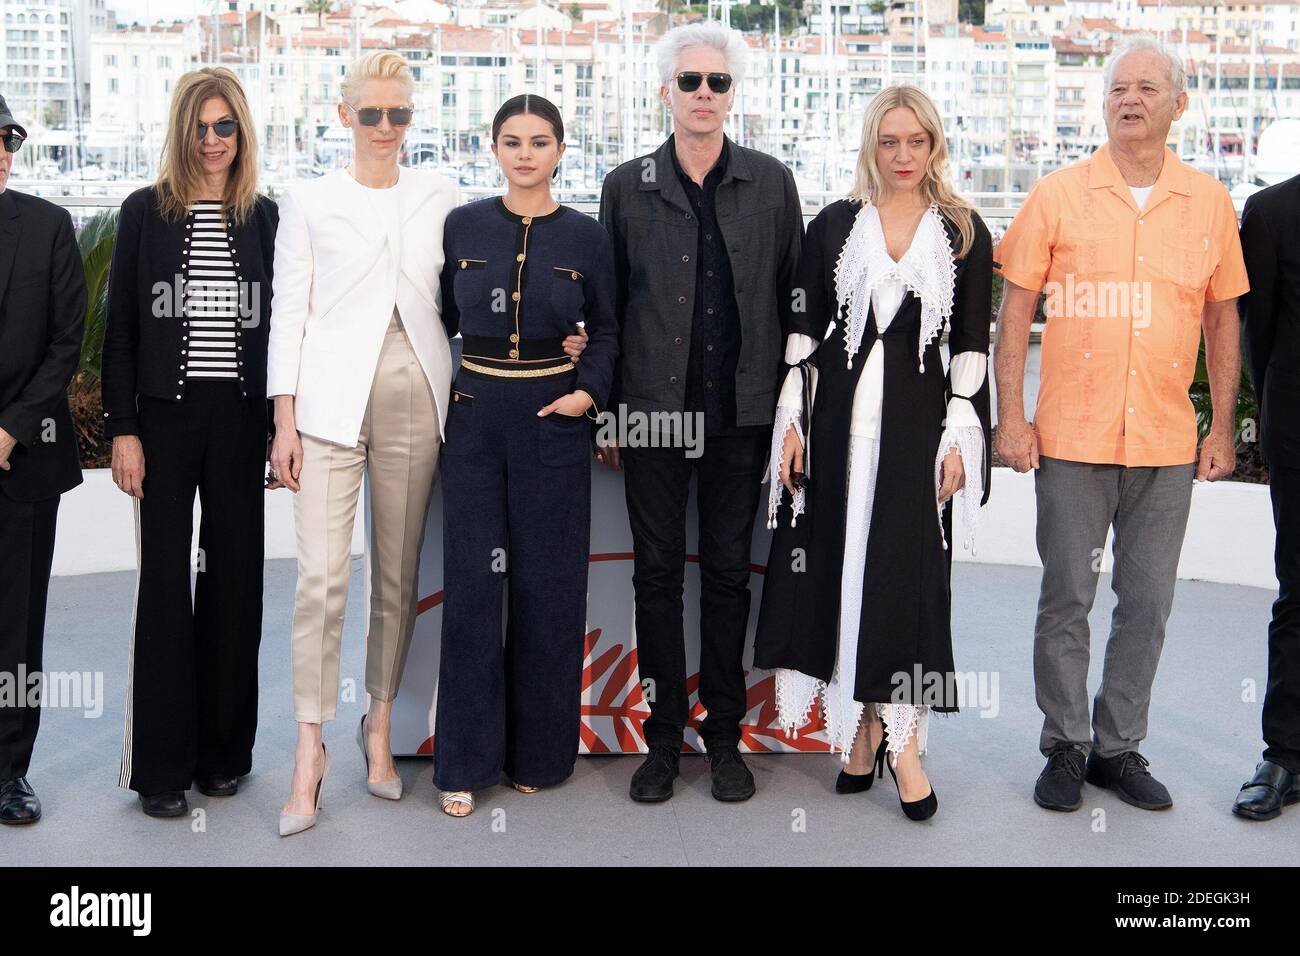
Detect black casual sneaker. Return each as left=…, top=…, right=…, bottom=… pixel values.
left=1034, top=743, right=1086, bottom=811
left=707, top=745, right=756, bottom=802
left=629, top=745, right=680, bottom=803
left=1085, top=750, right=1173, bottom=810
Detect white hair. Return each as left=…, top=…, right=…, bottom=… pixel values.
left=340, top=50, right=414, bottom=106
left=1102, top=33, right=1187, bottom=96
left=655, top=21, right=749, bottom=87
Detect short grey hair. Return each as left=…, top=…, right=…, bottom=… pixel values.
left=1102, top=33, right=1187, bottom=96
left=655, top=21, right=749, bottom=87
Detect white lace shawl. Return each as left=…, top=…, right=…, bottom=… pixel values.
left=833, top=202, right=957, bottom=373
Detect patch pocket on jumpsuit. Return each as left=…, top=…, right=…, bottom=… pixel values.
left=537, top=409, right=590, bottom=467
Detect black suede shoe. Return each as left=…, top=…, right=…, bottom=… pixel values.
left=629, top=745, right=680, bottom=803
left=1085, top=750, right=1172, bottom=810
left=139, top=791, right=189, bottom=818
left=0, top=777, right=41, bottom=825
left=1232, top=760, right=1300, bottom=821
left=1034, top=743, right=1086, bottom=811
left=195, top=774, right=239, bottom=797
left=707, top=745, right=756, bottom=802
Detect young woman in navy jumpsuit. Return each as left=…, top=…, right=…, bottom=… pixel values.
left=434, top=95, right=619, bottom=816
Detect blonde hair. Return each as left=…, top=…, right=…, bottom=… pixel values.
left=155, top=67, right=259, bottom=226
left=848, top=85, right=975, bottom=258
left=340, top=50, right=414, bottom=106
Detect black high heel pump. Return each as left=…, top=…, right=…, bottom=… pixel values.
left=834, top=722, right=890, bottom=794
left=884, top=736, right=939, bottom=821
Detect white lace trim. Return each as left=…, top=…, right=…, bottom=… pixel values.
left=878, top=702, right=930, bottom=769
left=934, top=424, right=985, bottom=554
left=765, top=406, right=806, bottom=530
left=833, top=203, right=956, bottom=374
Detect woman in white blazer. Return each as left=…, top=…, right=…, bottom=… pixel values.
left=268, top=51, right=458, bottom=835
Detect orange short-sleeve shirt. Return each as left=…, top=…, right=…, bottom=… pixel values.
left=994, top=144, right=1249, bottom=467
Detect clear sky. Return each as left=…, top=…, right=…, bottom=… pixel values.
left=109, top=0, right=210, bottom=25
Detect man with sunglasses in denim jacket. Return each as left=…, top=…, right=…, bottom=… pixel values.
left=0, top=95, right=87, bottom=825
left=597, top=22, right=804, bottom=803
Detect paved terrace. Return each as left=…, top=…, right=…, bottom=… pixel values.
left=9, top=558, right=1290, bottom=866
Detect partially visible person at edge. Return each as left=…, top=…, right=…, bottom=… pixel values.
left=0, top=94, right=87, bottom=826
left=101, top=68, right=277, bottom=819
left=994, top=34, right=1248, bottom=814
left=1235, top=172, right=1300, bottom=821
left=597, top=20, right=804, bottom=804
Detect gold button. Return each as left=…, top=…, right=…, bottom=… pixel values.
left=511, top=291, right=520, bottom=301
left=459, top=259, right=467, bottom=269
left=509, top=349, right=519, bottom=359
left=571, top=271, right=578, bottom=280
left=509, top=333, right=519, bottom=343
left=522, top=216, right=532, bottom=225
left=516, top=253, right=525, bottom=262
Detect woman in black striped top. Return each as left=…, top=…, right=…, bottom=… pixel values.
left=102, top=68, right=279, bottom=819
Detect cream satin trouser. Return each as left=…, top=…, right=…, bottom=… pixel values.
left=290, top=312, right=441, bottom=724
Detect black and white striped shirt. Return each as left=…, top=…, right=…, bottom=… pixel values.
left=183, top=200, right=240, bottom=380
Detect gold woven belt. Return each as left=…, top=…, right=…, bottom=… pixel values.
left=460, top=357, right=574, bottom=379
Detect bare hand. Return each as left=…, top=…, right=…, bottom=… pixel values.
left=538, top=391, right=593, bottom=419
left=938, top=447, right=965, bottom=503
left=269, top=424, right=304, bottom=493
left=594, top=438, right=621, bottom=470
left=995, top=417, right=1040, bottom=473
left=0, top=426, right=15, bottom=471
left=1196, top=430, right=1236, bottom=482
left=778, top=426, right=804, bottom=496
left=111, top=435, right=147, bottom=498
left=563, top=325, right=589, bottom=362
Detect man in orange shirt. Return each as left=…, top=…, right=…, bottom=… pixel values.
left=994, top=36, right=1248, bottom=813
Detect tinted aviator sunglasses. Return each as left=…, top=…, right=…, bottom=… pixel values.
left=3, top=130, right=25, bottom=153
left=675, top=71, right=733, bottom=94
left=345, top=103, right=414, bottom=127
left=197, top=119, right=238, bottom=139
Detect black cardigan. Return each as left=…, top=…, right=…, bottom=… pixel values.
left=101, top=187, right=278, bottom=438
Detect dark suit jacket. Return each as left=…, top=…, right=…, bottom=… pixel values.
left=0, top=188, right=87, bottom=502
left=1240, top=174, right=1300, bottom=469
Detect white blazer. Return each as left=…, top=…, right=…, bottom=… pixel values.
left=267, top=166, right=460, bottom=446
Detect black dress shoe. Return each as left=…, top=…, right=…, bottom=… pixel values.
left=0, top=777, right=41, bottom=825
left=195, top=773, right=239, bottom=797
left=139, top=791, right=189, bottom=818
left=629, top=745, right=680, bottom=803
left=1085, top=750, right=1172, bottom=810
left=1232, top=760, right=1300, bottom=821
left=707, top=745, right=756, bottom=802
left=1034, top=743, right=1086, bottom=811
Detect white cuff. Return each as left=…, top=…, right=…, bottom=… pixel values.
left=933, top=424, right=985, bottom=555
left=777, top=366, right=805, bottom=411
left=766, top=406, right=806, bottom=530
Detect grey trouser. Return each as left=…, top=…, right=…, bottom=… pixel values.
left=1033, top=455, right=1195, bottom=757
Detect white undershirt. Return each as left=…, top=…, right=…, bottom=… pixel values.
left=1129, top=183, right=1154, bottom=211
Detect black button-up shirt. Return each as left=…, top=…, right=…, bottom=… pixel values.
left=670, top=139, right=746, bottom=437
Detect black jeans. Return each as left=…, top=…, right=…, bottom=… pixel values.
left=0, top=493, right=59, bottom=781
left=1265, top=464, right=1300, bottom=773
left=622, top=430, right=767, bottom=750
left=118, top=382, right=266, bottom=795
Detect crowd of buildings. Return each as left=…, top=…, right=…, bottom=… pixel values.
left=4, top=0, right=1300, bottom=194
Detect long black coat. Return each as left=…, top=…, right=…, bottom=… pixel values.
left=753, top=199, right=993, bottom=711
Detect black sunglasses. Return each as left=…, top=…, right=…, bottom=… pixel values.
left=675, top=72, right=733, bottom=94
left=197, top=119, right=238, bottom=140
left=346, top=104, right=413, bottom=127
left=3, top=131, right=24, bottom=153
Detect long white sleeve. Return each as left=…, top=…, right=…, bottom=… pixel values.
left=266, top=188, right=314, bottom=398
